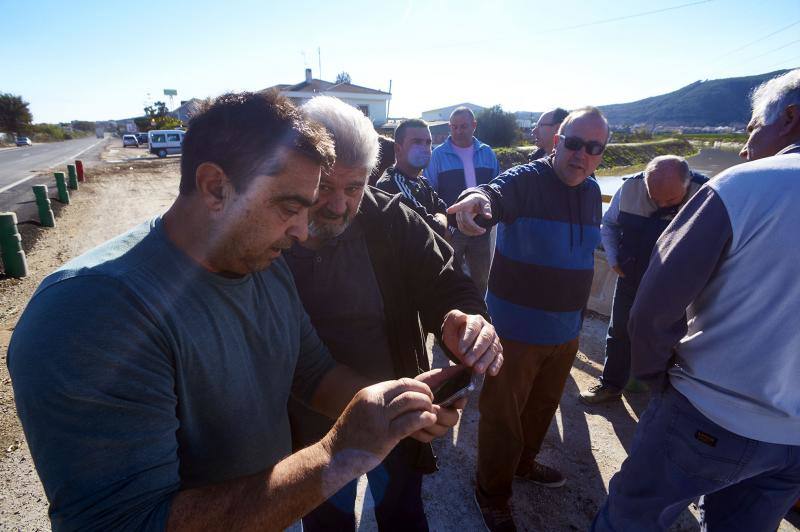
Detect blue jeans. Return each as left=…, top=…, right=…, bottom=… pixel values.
left=600, top=278, right=636, bottom=390
left=450, top=227, right=495, bottom=298
left=592, top=385, right=800, bottom=531
left=302, top=446, right=428, bottom=532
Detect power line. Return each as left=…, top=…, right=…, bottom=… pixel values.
left=538, top=0, right=715, bottom=35
left=418, top=0, right=714, bottom=52
left=713, top=19, right=800, bottom=61
left=763, top=54, right=800, bottom=71
left=743, top=38, right=800, bottom=63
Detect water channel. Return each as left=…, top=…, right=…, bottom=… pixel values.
left=596, top=147, right=745, bottom=197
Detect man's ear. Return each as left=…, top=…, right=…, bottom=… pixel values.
left=779, top=104, right=800, bottom=136
left=195, top=162, right=232, bottom=212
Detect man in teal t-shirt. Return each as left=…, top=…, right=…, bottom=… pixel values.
left=8, top=92, right=499, bottom=531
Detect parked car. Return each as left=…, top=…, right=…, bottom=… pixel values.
left=148, top=129, right=185, bottom=158
left=135, top=133, right=148, bottom=145
left=15, top=136, right=32, bottom=146
left=122, top=134, right=139, bottom=148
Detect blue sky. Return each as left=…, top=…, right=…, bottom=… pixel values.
left=2, top=0, right=799, bottom=123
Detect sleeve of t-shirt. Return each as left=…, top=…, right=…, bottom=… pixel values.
left=8, top=276, right=180, bottom=531
left=629, top=186, right=732, bottom=386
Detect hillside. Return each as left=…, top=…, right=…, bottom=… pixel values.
left=598, top=69, right=792, bottom=128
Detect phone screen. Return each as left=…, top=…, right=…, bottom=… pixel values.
left=432, top=368, right=472, bottom=405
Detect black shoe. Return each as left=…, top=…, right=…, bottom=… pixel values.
left=515, top=460, right=566, bottom=488
left=473, top=489, right=517, bottom=532
left=579, top=383, right=622, bottom=405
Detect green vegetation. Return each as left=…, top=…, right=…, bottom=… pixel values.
left=0, top=93, right=33, bottom=135
left=134, top=101, right=183, bottom=132
left=475, top=105, right=520, bottom=147
left=678, top=132, right=747, bottom=143
left=28, top=123, right=90, bottom=142
left=601, top=138, right=697, bottom=169
left=494, top=138, right=698, bottom=174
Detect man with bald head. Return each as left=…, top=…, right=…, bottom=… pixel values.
left=580, top=155, right=707, bottom=404
left=449, top=107, right=607, bottom=531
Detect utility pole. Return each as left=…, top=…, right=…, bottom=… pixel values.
left=318, top=47, right=322, bottom=80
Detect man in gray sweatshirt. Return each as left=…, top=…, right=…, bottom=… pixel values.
left=592, top=69, right=800, bottom=531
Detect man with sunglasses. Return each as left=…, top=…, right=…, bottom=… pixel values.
left=448, top=107, right=607, bottom=531
left=528, top=107, right=569, bottom=161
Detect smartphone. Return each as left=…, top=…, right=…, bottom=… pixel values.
left=432, top=367, right=483, bottom=407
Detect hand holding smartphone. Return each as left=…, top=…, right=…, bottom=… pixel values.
left=432, top=366, right=484, bottom=407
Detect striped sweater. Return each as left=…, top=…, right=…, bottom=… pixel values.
left=474, top=159, right=602, bottom=344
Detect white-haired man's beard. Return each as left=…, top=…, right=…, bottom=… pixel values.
left=308, top=204, right=357, bottom=240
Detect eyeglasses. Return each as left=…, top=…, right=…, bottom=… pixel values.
left=558, top=135, right=606, bottom=156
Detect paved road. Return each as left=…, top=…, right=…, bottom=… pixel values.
left=0, top=137, right=109, bottom=220
left=0, top=136, right=105, bottom=192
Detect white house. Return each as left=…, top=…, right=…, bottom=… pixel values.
left=421, top=103, right=486, bottom=122
left=264, top=69, right=391, bottom=126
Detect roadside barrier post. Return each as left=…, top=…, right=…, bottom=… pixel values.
left=0, top=212, right=29, bottom=278
left=75, top=160, right=85, bottom=182
left=67, top=164, right=79, bottom=190
left=32, top=185, right=55, bottom=228
left=54, top=172, right=70, bottom=204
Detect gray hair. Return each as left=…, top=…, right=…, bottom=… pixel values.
left=558, top=106, right=610, bottom=142
left=450, top=106, right=476, bottom=121
left=301, top=96, right=379, bottom=173
left=751, top=69, right=800, bottom=126
left=644, top=155, right=690, bottom=185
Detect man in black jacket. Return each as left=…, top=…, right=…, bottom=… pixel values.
left=376, top=119, right=449, bottom=238
left=286, top=96, right=503, bottom=531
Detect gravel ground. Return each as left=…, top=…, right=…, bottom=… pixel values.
left=0, top=144, right=797, bottom=531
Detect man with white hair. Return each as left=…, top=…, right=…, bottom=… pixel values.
left=286, top=96, right=503, bottom=531
left=580, top=155, right=708, bottom=404
left=592, top=69, right=800, bottom=531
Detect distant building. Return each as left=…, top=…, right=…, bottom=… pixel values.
left=263, top=69, right=391, bottom=126
left=428, top=121, right=450, bottom=145
left=514, top=111, right=541, bottom=130
left=421, top=103, right=486, bottom=122
left=170, top=99, right=204, bottom=125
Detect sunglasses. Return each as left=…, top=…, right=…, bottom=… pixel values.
left=558, top=135, right=606, bottom=156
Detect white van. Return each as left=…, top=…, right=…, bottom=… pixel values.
left=148, top=129, right=185, bottom=158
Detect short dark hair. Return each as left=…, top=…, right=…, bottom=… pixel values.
left=179, top=90, right=335, bottom=195
left=394, top=119, right=429, bottom=144
left=551, top=108, right=569, bottom=125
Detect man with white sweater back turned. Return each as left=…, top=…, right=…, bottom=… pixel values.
left=592, top=68, right=800, bottom=531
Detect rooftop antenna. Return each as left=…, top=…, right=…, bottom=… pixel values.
left=301, top=50, right=308, bottom=67
left=318, top=47, right=322, bottom=80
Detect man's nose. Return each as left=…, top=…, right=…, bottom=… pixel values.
left=289, top=209, right=309, bottom=242
left=327, top=193, right=347, bottom=214
left=739, top=146, right=749, bottom=160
